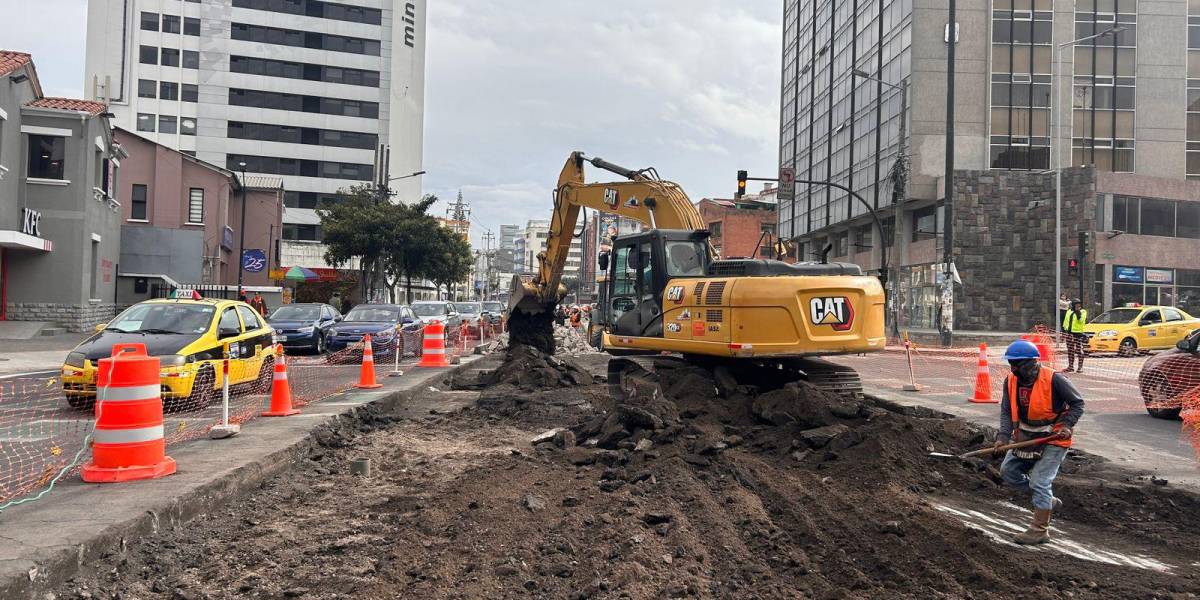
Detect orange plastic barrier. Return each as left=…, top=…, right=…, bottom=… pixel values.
left=418, top=320, right=450, bottom=368
left=81, top=344, right=177, bottom=483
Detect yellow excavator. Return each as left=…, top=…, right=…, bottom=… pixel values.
left=508, top=152, right=886, bottom=399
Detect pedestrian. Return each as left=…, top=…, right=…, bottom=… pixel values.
left=250, top=291, right=268, bottom=316
left=554, top=305, right=566, bottom=326
left=995, top=339, right=1085, bottom=545
left=569, top=307, right=583, bottom=333
left=329, top=291, right=342, bottom=309
left=1062, top=298, right=1088, bottom=373
left=1057, top=293, right=1070, bottom=329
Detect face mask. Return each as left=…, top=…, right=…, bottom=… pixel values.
left=1010, top=360, right=1039, bottom=381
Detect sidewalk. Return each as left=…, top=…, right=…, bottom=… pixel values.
left=0, top=354, right=484, bottom=598
left=0, top=334, right=89, bottom=376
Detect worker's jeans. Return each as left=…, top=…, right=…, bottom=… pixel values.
left=1000, top=445, right=1068, bottom=510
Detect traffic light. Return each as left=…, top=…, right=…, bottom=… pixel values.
left=1078, top=231, right=1091, bottom=256
left=1067, top=258, right=1079, bottom=276
left=736, top=170, right=747, bottom=198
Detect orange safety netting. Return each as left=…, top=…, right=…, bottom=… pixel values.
left=0, top=321, right=503, bottom=508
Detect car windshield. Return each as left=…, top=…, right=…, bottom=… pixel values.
left=1091, top=308, right=1142, bottom=324
left=107, top=303, right=215, bottom=334
left=344, top=307, right=398, bottom=322
left=458, top=303, right=481, bottom=314
left=482, top=302, right=503, bottom=312
left=412, top=304, right=447, bottom=317
left=270, top=306, right=320, bottom=321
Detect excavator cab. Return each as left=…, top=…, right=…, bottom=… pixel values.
left=598, top=229, right=710, bottom=339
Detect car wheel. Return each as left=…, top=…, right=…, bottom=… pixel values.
left=177, top=366, right=215, bottom=412
left=315, top=332, right=326, bottom=354
left=66, top=394, right=94, bottom=411
left=1118, top=337, right=1138, bottom=357
left=1142, top=372, right=1182, bottom=420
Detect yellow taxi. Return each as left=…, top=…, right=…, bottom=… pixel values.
left=1083, top=305, right=1200, bottom=356
left=61, top=297, right=276, bottom=410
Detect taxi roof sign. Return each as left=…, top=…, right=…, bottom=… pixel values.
left=171, top=289, right=201, bottom=299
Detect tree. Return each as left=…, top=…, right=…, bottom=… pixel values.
left=424, top=227, right=474, bottom=300
left=381, top=195, right=440, bottom=303
left=317, top=184, right=397, bottom=298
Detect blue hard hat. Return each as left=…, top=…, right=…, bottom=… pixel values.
left=1003, top=340, right=1040, bottom=362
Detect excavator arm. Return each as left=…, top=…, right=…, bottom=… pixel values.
left=506, top=151, right=706, bottom=352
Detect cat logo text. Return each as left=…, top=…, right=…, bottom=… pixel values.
left=809, top=296, right=854, bottom=332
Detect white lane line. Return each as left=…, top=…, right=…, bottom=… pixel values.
left=0, top=370, right=58, bottom=380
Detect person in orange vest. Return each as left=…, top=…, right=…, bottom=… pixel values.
left=250, top=291, right=268, bottom=316
left=994, top=339, right=1085, bottom=545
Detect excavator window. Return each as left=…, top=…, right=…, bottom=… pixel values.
left=664, top=241, right=706, bottom=277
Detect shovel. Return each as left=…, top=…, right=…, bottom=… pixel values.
left=929, top=436, right=1060, bottom=459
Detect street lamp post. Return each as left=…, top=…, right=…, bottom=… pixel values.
left=853, top=68, right=907, bottom=339
left=1052, top=26, right=1122, bottom=336
left=388, top=170, right=426, bottom=183
left=236, top=162, right=247, bottom=297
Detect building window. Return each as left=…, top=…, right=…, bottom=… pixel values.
left=911, top=205, right=940, bottom=242
left=760, top=222, right=776, bottom=235
left=283, top=224, right=322, bottom=241
left=225, top=154, right=373, bottom=181
left=140, top=11, right=158, bottom=31
left=854, top=223, right=873, bottom=250
left=161, top=14, right=180, bottom=34
left=161, top=48, right=180, bottom=67
left=184, top=17, right=200, bottom=36
left=227, top=88, right=379, bottom=118
left=27, top=135, right=65, bottom=180
left=708, top=222, right=722, bottom=238
left=1188, top=2, right=1200, bottom=179
left=182, top=50, right=199, bottom=69
left=159, top=115, right=177, bottom=134
left=181, top=118, right=197, bottom=136
left=159, top=81, right=178, bottom=100
left=1071, top=2, right=1137, bottom=172
left=182, top=84, right=198, bottom=102
left=284, top=191, right=341, bottom=209
left=989, top=2, right=1052, bottom=170
left=139, top=45, right=158, bottom=65
left=90, top=240, right=100, bottom=299
left=1180, top=203, right=1200, bottom=239
left=231, top=22, right=381, bottom=56
left=1139, top=198, right=1175, bottom=237
left=227, top=121, right=377, bottom=149
left=187, top=188, right=204, bottom=223
left=229, top=55, right=380, bottom=87
left=131, top=184, right=148, bottom=220
left=138, top=79, right=157, bottom=98
left=231, top=0, right=382, bottom=25
left=136, top=113, right=156, bottom=132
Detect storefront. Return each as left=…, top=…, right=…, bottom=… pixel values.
left=1108, top=265, right=1200, bottom=316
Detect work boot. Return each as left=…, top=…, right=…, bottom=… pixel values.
left=1013, top=509, right=1052, bottom=545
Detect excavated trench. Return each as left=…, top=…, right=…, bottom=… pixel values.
left=54, top=341, right=1200, bottom=599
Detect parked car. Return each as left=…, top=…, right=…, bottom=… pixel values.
left=456, top=302, right=484, bottom=336
left=1138, top=329, right=1200, bottom=419
left=411, top=301, right=463, bottom=331
left=481, top=301, right=505, bottom=325
left=1083, top=305, right=1200, bottom=356
left=61, top=298, right=275, bottom=410
left=267, top=303, right=341, bottom=354
left=326, top=304, right=419, bottom=360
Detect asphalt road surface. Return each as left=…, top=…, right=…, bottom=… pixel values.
left=830, top=347, right=1200, bottom=488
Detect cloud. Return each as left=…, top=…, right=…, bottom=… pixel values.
left=0, top=1, right=88, bottom=98
left=424, top=0, right=782, bottom=247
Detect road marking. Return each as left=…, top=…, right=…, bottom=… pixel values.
left=0, top=370, right=57, bottom=380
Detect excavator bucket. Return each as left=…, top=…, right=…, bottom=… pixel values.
left=506, top=274, right=559, bottom=354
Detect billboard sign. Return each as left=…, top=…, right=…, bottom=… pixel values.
left=1113, top=265, right=1144, bottom=284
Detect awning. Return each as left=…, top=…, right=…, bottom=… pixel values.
left=0, top=230, right=52, bottom=252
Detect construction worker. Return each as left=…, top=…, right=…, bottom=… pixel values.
left=1062, top=298, right=1088, bottom=373
left=995, top=339, right=1085, bottom=545
left=250, top=291, right=268, bottom=316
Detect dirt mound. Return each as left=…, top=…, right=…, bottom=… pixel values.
left=55, top=352, right=1200, bottom=599
left=484, top=344, right=591, bottom=391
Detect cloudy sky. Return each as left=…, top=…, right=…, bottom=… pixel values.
left=2, top=0, right=782, bottom=249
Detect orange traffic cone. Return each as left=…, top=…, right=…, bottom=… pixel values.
left=355, top=334, right=383, bottom=389
left=417, top=320, right=450, bottom=368
left=263, top=345, right=300, bottom=416
left=1034, top=333, right=1055, bottom=367
left=970, top=343, right=997, bottom=403
left=82, top=343, right=177, bottom=483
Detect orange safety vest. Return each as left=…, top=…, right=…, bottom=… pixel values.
left=1007, top=367, right=1071, bottom=448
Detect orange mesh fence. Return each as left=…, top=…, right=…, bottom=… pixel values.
left=0, top=320, right=501, bottom=509
left=829, top=329, right=1200, bottom=455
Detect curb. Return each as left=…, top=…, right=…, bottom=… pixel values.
left=0, top=358, right=483, bottom=599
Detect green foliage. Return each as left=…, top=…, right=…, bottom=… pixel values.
left=319, top=188, right=473, bottom=302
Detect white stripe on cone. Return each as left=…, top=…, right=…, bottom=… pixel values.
left=97, top=384, right=160, bottom=402
left=93, top=425, right=165, bottom=444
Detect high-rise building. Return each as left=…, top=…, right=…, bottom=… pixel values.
left=499, top=224, right=520, bottom=251
left=779, top=0, right=1200, bottom=331
left=83, top=0, right=426, bottom=271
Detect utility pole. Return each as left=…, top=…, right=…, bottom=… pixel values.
left=941, top=0, right=957, bottom=348
left=482, top=230, right=495, bottom=300
left=236, top=162, right=247, bottom=297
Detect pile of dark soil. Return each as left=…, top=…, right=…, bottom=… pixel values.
left=54, top=350, right=1200, bottom=600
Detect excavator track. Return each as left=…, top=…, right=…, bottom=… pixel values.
left=606, top=355, right=863, bottom=403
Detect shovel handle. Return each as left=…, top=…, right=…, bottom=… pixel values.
left=961, top=436, right=1060, bottom=459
